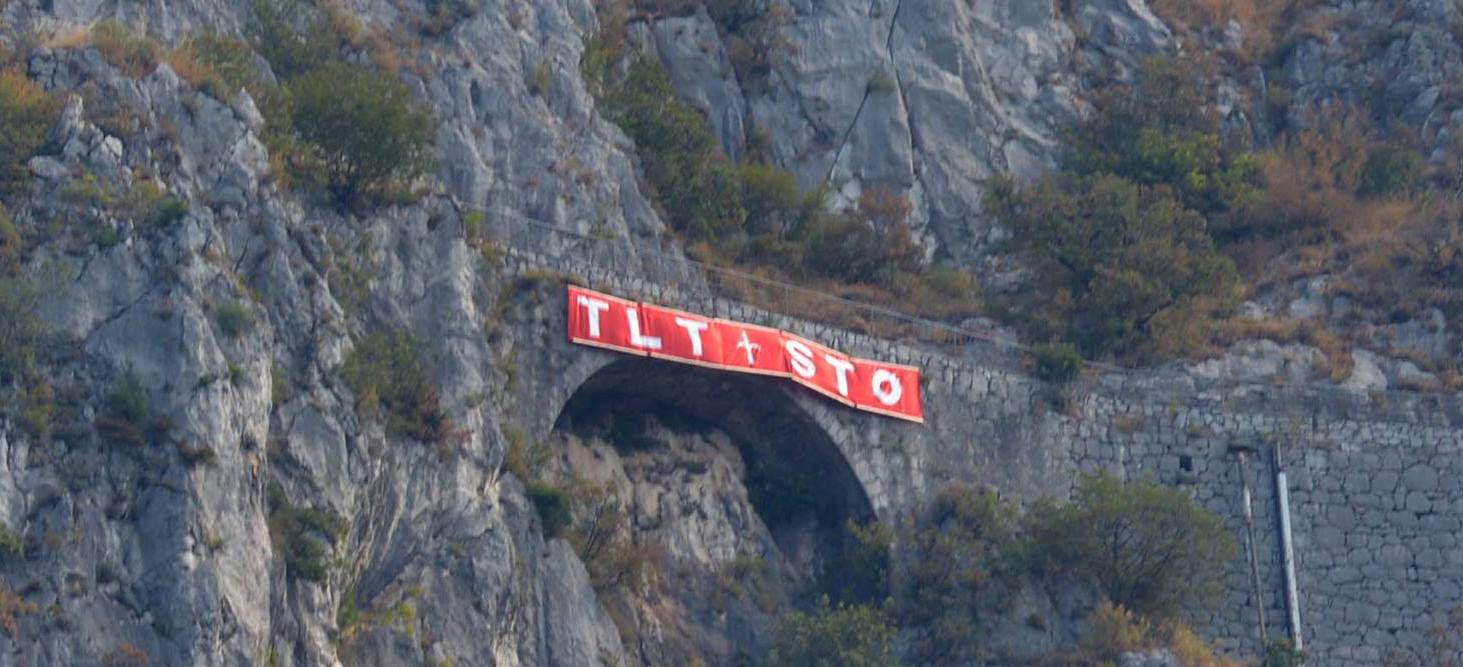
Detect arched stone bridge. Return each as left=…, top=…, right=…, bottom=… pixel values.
left=488, top=217, right=1463, bottom=666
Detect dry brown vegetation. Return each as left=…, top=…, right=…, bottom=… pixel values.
left=1148, top=0, right=1329, bottom=63
left=1207, top=106, right=1463, bottom=379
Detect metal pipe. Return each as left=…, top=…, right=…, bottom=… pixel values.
left=1274, top=444, right=1304, bottom=652
left=1237, top=451, right=1268, bottom=645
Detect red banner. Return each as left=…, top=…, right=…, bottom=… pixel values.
left=566, top=286, right=924, bottom=423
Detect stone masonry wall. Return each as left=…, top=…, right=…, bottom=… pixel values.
left=500, top=238, right=1463, bottom=665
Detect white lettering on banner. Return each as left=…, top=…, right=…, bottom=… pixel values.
left=785, top=339, right=816, bottom=378
left=735, top=331, right=760, bottom=365
left=872, top=369, right=903, bottom=406
left=674, top=317, right=708, bottom=357
left=578, top=296, right=609, bottom=338
left=625, top=308, right=663, bottom=350
left=825, top=355, right=854, bottom=397
left=566, top=285, right=924, bottom=423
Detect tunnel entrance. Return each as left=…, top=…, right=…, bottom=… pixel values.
left=544, top=357, right=880, bottom=664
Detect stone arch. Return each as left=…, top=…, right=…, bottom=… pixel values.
left=547, top=356, right=879, bottom=529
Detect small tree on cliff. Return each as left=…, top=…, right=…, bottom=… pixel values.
left=1026, top=472, right=1238, bottom=619
left=285, top=63, right=436, bottom=210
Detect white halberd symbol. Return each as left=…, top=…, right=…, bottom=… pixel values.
left=735, top=330, right=761, bottom=365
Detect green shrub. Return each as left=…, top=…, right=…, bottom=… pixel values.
left=901, top=484, right=1017, bottom=665
left=249, top=0, right=338, bottom=80
left=600, top=56, right=745, bottom=240
left=1261, top=638, right=1307, bottom=667
left=169, top=34, right=261, bottom=99
left=1079, top=600, right=1153, bottom=661
left=107, top=374, right=149, bottom=425
left=1065, top=57, right=1259, bottom=218
left=270, top=363, right=288, bottom=407
left=1031, top=342, right=1083, bottom=383
left=820, top=519, right=892, bottom=606
left=19, top=381, right=56, bottom=442
left=146, top=197, right=189, bottom=228
left=0, top=277, right=41, bottom=384
left=0, top=70, right=60, bottom=192
left=798, top=187, right=922, bottom=287
left=0, top=522, right=22, bottom=560
left=1357, top=145, right=1421, bottom=198
left=214, top=301, right=254, bottom=338
left=0, top=204, right=20, bottom=276
left=417, top=0, right=480, bottom=36
left=1027, top=57, right=1257, bottom=363
left=267, top=485, right=346, bottom=583
left=526, top=481, right=572, bottom=538
left=738, top=161, right=802, bottom=237
left=90, top=21, right=162, bottom=78
left=566, top=480, right=656, bottom=594
left=340, top=332, right=458, bottom=445
left=284, top=63, right=436, bottom=209
left=988, top=173, right=1239, bottom=359
left=765, top=597, right=902, bottom=667
left=95, top=373, right=152, bottom=446
left=708, top=0, right=792, bottom=87
left=1025, top=473, right=1237, bottom=619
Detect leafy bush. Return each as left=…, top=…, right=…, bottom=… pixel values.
left=0, top=583, right=36, bottom=636
left=799, top=187, right=923, bottom=287
left=1146, top=0, right=1326, bottom=64
left=1261, top=639, right=1307, bottom=667
left=95, top=374, right=152, bottom=446
left=0, top=522, right=22, bottom=560
left=739, top=161, right=803, bottom=237
left=994, top=61, right=1252, bottom=364
left=708, top=0, right=792, bottom=88
left=1065, top=57, right=1260, bottom=218
left=341, top=332, right=458, bottom=445
left=0, top=70, right=60, bottom=191
left=1169, top=621, right=1234, bottom=667
left=566, top=479, right=657, bottom=594
left=0, top=278, right=41, bottom=384
left=267, top=483, right=347, bottom=583
left=90, top=21, right=162, bottom=77
left=901, top=484, right=1017, bottom=666
left=250, top=0, right=339, bottom=80
left=1357, top=145, right=1422, bottom=198
left=168, top=34, right=261, bottom=99
left=416, top=0, right=481, bottom=36
left=765, top=597, right=902, bottom=667
left=0, top=204, right=20, bottom=276
left=1031, top=342, right=1083, bottom=383
left=19, top=382, right=55, bottom=442
left=146, top=197, right=189, bottom=228
left=284, top=63, right=436, bottom=209
left=601, top=57, right=745, bottom=240
left=214, top=301, right=254, bottom=338
left=526, top=481, right=572, bottom=538
left=819, top=519, right=892, bottom=606
left=107, top=374, right=149, bottom=425
left=1025, top=473, right=1237, bottom=619
left=1080, top=600, right=1153, bottom=661
left=989, top=174, right=1239, bottom=359
left=587, top=40, right=981, bottom=322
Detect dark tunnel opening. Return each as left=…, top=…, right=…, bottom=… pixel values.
left=549, top=356, right=884, bottom=601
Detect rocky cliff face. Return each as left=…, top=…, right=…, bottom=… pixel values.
left=642, top=0, right=1172, bottom=261
left=0, top=0, right=1459, bottom=665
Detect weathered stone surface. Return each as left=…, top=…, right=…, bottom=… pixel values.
left=0, top=2, right=1459, bottom=666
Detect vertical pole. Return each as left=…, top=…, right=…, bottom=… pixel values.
left=1237, top=451, right=1268, bottom=646
left=1274, top=444, right=1304, bottom=653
